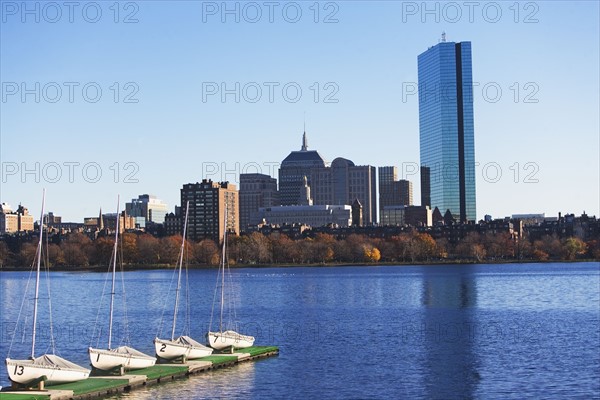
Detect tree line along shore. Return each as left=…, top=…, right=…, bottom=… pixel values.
left=0, top=230, right=597, bottom=269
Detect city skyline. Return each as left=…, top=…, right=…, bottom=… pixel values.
left=2, top=130, right=598, bottom=226
left=1, top=126, right=599, bottom=224
left=1, top=2, right=598, bottom=221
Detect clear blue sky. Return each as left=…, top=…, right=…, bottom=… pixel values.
left=1, top=1, right=598, bottom=222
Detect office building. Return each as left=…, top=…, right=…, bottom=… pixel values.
left=239, top=173, right=279, bottom=232
left=279, top=133, right=375, bottom=224
left=279, top=132, right=326, bottom=206
left=0, top=203, right=34, bottom=233
left=125, top=194, right=168, bottom=228
left=379, top=166, right=413, bottom=217
left=181, top=179, right=239, bottom=242
left=257, top=177, right=352, bottom=228
left=381, top=206, right=405, bottom=226
left=311, top=158, right=377, bottom=225
left=164, top=206, right=182, bottom=237
left=381, top=205, right=432, bottom=227
left=394, top=180, right=413, bottom=206
left=258, top=205, right=352, bottom=228
left=418, top=37, right=476, bottom=222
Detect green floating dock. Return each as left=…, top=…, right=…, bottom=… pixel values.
left=0, top=346, right=279, bottom=400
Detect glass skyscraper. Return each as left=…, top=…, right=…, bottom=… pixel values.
left=418, top=39, right=476, bottom=222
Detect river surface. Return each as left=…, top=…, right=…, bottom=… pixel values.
left=1, top=262, right=599, bottom=399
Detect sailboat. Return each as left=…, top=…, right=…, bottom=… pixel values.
left=154, top=201, right=213, bottom=361
left=6, top=190, right=90, bottom=385
left=207, top=203, right=255, bottom=350
left=88, top=197, right=156, bottom=372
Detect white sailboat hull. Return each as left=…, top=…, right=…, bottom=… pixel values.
left=6, top=355, right=90, bottom=385
left=154, top=338, right=187, bottom=360
left=88, top=346, right=156, bottom=371
left=154, top=336, right=213, bottom=360
left=188, top=345, right=213, bottom=359
left=207, top=331, right=255, bottom=350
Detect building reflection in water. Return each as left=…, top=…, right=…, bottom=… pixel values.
left=419, top=265, right=480, bottom=399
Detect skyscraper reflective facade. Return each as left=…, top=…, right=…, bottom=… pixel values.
left=418, top=40, right=476, bottom=222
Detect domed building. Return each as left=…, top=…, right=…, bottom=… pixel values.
left=311, top=157, right=377, bottom=225
left=278, top=132, right=326, bottom=206
left=277, top=131, right=377, bottom=225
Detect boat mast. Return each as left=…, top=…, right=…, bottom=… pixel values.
left=171, top=201, right=189, bottom=341
left=31, top=189, right=45, bottom=358
left=219, top=202, right=229, bottom=333
left=108, top=196, right=120, bottom=350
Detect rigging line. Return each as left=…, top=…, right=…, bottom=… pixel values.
left=155, top=257, right=179, bottom=338
left=118, top=230, right=132, bottom=347
left=208, top=252, right=221, bottom=333
left=226, top=260, right=238, bottom=330
left=171, top=245, right=183, bottom=340
left=224, top=259, right=231, bottom=330
left=227, top=262, right=238, bottom=330
left=90, top=248, right=113, bottom=348
left=184, top=246, right=191, bottom=336
left=172, top=201, right=188, bottom=341
left=119, top=244, right=131, bottom=346
left=30, top=191, right=45, bottom=358
left=7, top=251, right=36, bottom=356
left=20, top=316, right=28, bottom=344
left=222, top=232, right=234, bottom=330
left=43, top=216, right=57, bottom=355
left=42, top=217, right=56, bottom=354
left=219, top=204, right=228, bottom=333
left=107, top=198, right=120, bottom=350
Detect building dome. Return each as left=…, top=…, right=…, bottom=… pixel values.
left=331, top=157, right=355, bottom=168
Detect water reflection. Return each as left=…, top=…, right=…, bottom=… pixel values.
left=421, top=266, right=480, bottom=399
left=110, top=359, right=256, bottom=399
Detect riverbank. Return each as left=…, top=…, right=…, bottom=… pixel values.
left=0, top=258, right=597, bottom=272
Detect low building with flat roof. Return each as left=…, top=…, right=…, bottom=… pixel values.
left=258, top=204, right=352, bottom=228
left=381, top=205, right=432, bottom=227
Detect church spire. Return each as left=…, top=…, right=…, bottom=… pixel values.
left=98, top=207, right=104, bottom=230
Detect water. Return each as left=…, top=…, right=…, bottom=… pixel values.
left=1, top=262, right=599, bottom=399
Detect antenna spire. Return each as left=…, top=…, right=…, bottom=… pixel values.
left=301, top=115, right=308, bottom=151
left=301, top=131, right=308, bottom=151
left=441, top=31, right=446, bottom=42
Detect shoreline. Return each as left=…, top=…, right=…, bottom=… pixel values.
left=0, top=259, right=597, bottom=272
